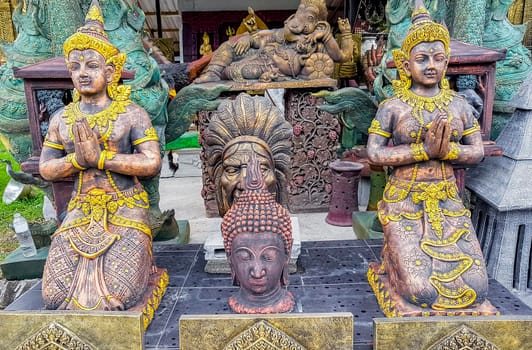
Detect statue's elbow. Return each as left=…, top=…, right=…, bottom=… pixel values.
left=146, top=157, right=162, bottom=177
left=473, top=149, right=485, bottom=164
left=39, top=163, right=55, bottom=181
left=367, top=147, right=382, bottom=166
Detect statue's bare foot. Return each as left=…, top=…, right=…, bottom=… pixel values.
left=194, top=71, right=221, bottom=83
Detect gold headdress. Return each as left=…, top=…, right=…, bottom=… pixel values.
left=301, top=0, right=328, bottom=21
left=221, top=153, right=293, bottom=256
left=63, top=0, right=129, bottom=101
left=392, top=0, right=451, bottom=90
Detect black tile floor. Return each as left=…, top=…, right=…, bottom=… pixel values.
left=6, top=239, right=532, bottom=350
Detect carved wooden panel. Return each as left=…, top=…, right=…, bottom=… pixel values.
left=285, top=89, right=340, bottom=212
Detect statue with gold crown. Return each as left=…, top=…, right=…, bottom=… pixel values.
left=39, top=0, right=167, bottom=321
left=366, top=0, right=497, bottom=317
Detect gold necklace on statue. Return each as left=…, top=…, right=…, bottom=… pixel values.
left=395, top=84, right=455, bottom=116
left=63, top=99, right=130, bottom=142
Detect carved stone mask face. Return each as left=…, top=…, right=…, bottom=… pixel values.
left=229, top=232, right=288, bottom=297
left=221, top=142, right=276, bottom=213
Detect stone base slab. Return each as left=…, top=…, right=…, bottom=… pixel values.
left=179, top=312, right=353, bottom=350
left=373, top=315, right=532, bottom=350
left=203, top=217, right=301, bottom=274
left=0, top=310, right=144, bottom=349
left=0, top=246, right=49, bottom=280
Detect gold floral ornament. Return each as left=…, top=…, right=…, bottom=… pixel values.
left=368, top=119, right=391, bottom=138
left=301, top=52, right=334, bottom=79
left=132, top=127, right=159, bottom=146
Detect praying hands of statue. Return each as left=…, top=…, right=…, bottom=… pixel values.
left=424, top=113, right=451, bottom=160
left=73, top=117, right=101, bottom=169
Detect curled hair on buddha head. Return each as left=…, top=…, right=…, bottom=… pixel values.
left=63, top=0, right=129, bottom=101
left=391, top=0, right=451, bottom=90
left=205, top=93, right=292, bottom=216
left=221, top=152, right=293, bottom=258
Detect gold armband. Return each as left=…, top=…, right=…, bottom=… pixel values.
left=43, top=140, right=65, bottom=151
left=462, top=119, right=481, bottom=137
left=66, top=153, right=86, bottom=171
left=98, top=150, right=116, bottom=170
left=411, top=143, right=429, bottom=162
left=368, top=120, right=392, bottom=138
left=442, top=142, right=460, bottom=161
left=132, top=127, right=159, bottom=146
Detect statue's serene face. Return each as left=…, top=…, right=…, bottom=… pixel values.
left=68, top=49, right=113, bottom=97
left=285, top=4, right=321, bottom=35
left=403, top=41, right=447, bottom=90
left=221, top=142, right=276, bottom=209
left=229, top=232, right=287, bottom=296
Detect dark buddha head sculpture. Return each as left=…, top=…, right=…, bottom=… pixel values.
left=222, top=153, right=294, bottom=314
left=206, top=93, right=292, bottom=216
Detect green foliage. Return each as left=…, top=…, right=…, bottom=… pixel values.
left=0, top=143, right=44, bottom=262
left=165, top=131, right=200, bottom=150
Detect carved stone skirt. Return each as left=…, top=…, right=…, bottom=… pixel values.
left=377, top=175, right=489, bottom=310
left=42, top=185, right=153, bottom=311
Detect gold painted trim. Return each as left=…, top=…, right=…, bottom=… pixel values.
left=66, top=153, right=86, bottom=171
left=442, top=142, right=460, bottom=161
left=368, top=119, right=392, bottom=138
left=462, top=120, right=481, bottom=137
left=427, top=325, right=499, bottom=350
left=224, top=320, right=306, bottom=350
left=98, top=150, right=116, bottom=170
left=141, top=270, right=169, bottom=330
left=43, top=140, right=65, bottom=150
left=410, top=143, right=429, bottom=162
left=132, top=127, right=159, bottom=146
left=16, top=321, right=96, bottom=349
